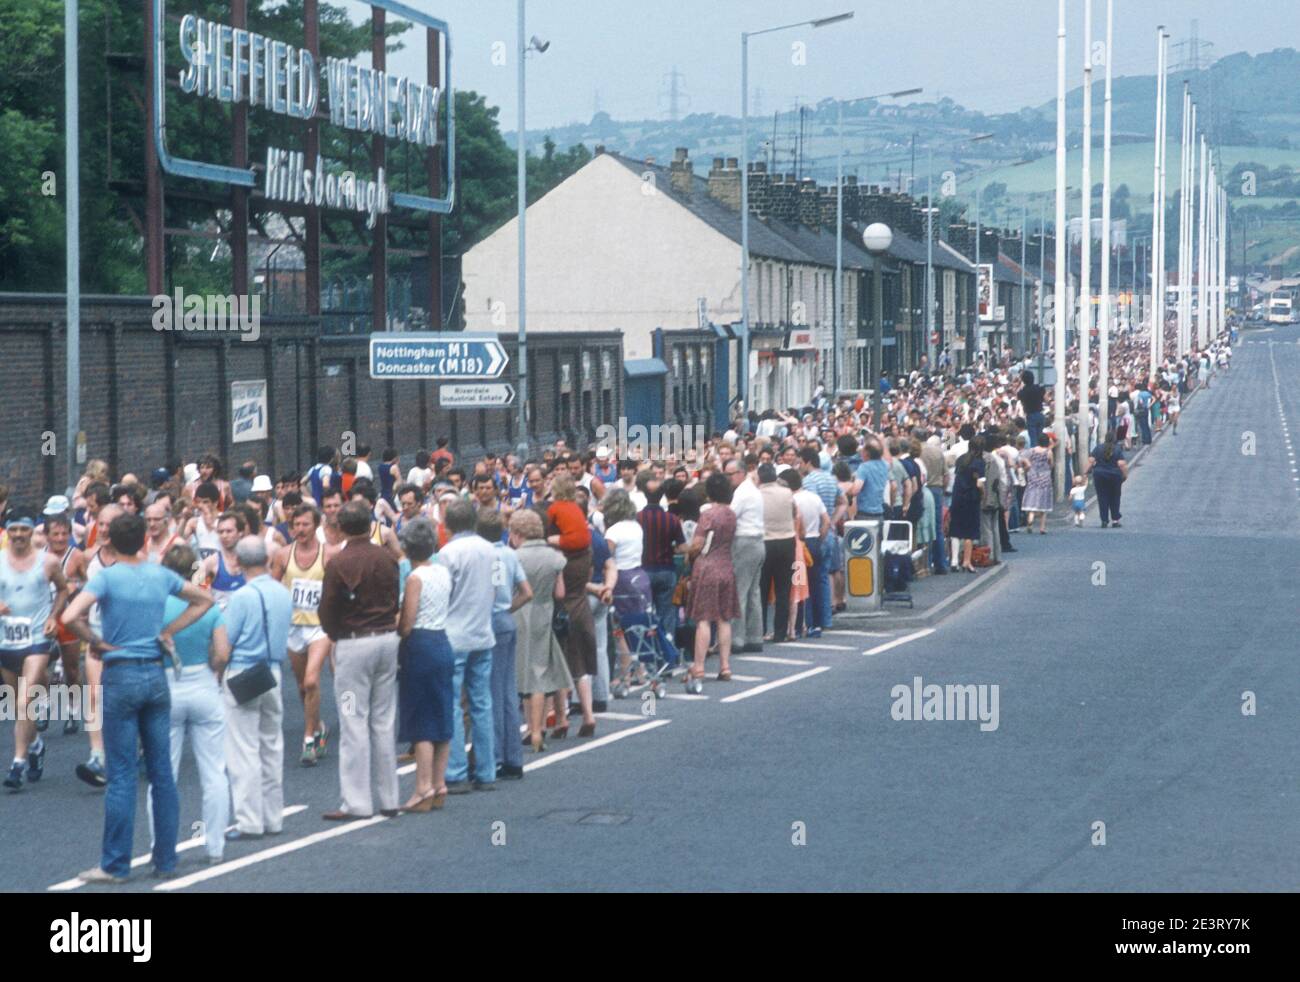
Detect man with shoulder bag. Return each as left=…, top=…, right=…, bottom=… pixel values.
left=222, top=535, right=293, bottom=840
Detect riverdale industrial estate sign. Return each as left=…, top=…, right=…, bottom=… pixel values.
left=152, top=0, right=454, bottom=218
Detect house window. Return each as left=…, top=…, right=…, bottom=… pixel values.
left=581, top=351, right=592, bottom=384
left=560, top=362, right=572, bottom=393
left=700, top=347, right=709, bottom=377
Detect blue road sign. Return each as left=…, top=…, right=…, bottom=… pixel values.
left=846, top=527, right=874, bottom=557
left=369, top=333, right=508, bottom=380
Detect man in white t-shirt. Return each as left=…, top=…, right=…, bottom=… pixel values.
left=725, top=456, right=765, bottom=652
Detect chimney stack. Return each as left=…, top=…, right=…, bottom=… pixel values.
left=670, top=147, right=693, bottom=197
left=747, top=162, right=771, bottom=219
left=707, top=157, right=742, bottom=211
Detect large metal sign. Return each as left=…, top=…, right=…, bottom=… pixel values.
left=151, top=0, right=455, bottom=215
left=370, top=333, right=507, bottom=380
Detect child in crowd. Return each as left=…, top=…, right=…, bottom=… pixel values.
left=1070, top=475, right=1087, bottom=527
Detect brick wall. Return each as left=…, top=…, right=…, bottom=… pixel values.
left=0, top=295, right=623, bottom=502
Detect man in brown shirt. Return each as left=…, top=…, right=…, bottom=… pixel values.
left=319, top=501, right=400, bottom=820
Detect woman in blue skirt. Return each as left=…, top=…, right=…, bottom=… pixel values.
left=396, top=518, right=455, bottom=812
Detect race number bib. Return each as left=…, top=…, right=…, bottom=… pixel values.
left=1, top=616, right=33, bottom=648
left=291, top=578, right=322, bottom=611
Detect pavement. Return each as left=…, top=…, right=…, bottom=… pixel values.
left=5, top=327, right=1298, bottom=892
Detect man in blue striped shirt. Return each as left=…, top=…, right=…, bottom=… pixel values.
left=799, top=449, right=845, bottom=633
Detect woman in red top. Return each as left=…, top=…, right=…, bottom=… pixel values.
left=545, top=473, right=597, bottom=738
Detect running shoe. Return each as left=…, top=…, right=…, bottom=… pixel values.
left=76, top=757, right=107, bottom=787
left=300, top=738, right=317, bottom=767
left=314, top=722, right=330, bottom=760
left=27, top=738, right=45, bottom=782
left=3, top=762, right=25, bottom=791
left=63, top=718, right=80, bottom=736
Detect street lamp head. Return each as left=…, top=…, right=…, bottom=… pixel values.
left=811, top=11, right=855, bottom=27
left=863, top=222, right=893, bottom=254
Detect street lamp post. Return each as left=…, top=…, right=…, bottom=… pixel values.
left=1098, top=0, right=1114, bottom=434
left=1077, top=0, right=1093, bottom=482
left=515, top=4, right=549, bottom=459
left=66, top=0, right=80, bottom=494
left=863, top=222, right=893, bottom=427
left=926, top=146, right=935, bottom=372
left=835, top=88, right=920, bottom=395
left=1053, top=0, right=1069, bottom=501
left=740, top=11, right=853, bottom=415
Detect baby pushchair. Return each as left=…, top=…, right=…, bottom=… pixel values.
left=609, top=575, right=681, bottom=701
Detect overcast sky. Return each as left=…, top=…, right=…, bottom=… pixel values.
left=338, top=0, right=1298, bottom=130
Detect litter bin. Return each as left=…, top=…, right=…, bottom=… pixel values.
left=842, top=519, right=882, bottom=612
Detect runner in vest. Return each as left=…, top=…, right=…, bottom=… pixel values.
left=185, top=454, right=233, bottom=510
left=196, top=511, right=247, bottom=610
left=0, top=508, right=70, bottom=791
left=394, top=483, right=432, bottom=536
left=504, top=458, right=531, bottom=510
left=378, top=447, right=401, bottom=507
left=271, top=503, right=339, bottom=766
left=234, top=500, right=286, bottom=564
left=79, top=482, right=112, bottom=552
left=595, top=447, right=621, bottom=489
left=144, top=499, right=185, bottom=564
left=73, top=503, right=126, bottom=787
left=184, top=482, right=223, bottom=561
left=42, top=511, right=86, bottom=735
left=348, top=479, right=403, bottom=561
left=315, top=488, right=346, bottom=547
left=305, top=445, right=338, bottom=507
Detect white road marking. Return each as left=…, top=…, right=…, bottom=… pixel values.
left=523, top=719, right=671, bottom=771
left=49, top=804, right=310, bottom=892
left=727, top=673, right=765, bottom=682
left=663, top=693, right=710, bottom=701
left=735, top=654, right=814, bottom=666
left=155, top=816, right=388, bottom=891
left=863, top=628, right=936, bottom=656
left=151, top=720, right=671, bottom=890
left=823, top=629, right=892, bottom=637
left=774, top=641, right=857, bottom=651
left=595, top=711, right=646, bottom=722
left=719, top=666, right=832, bottom=704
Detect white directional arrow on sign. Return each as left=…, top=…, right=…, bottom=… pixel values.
left=440, top=383, right=516, bottom=408
left=484, top=344, right=507, bottom=378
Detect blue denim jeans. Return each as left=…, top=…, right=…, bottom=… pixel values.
left=447, top=648, right=495, bottom=785
left=645, top=567, right=682, bottom=666
left=929, top=487, right=948, bottom=572
left=807, top=536, right=833, bottom=630
left=1026, top=411, right=1046, bottom=449
left=101, top=660, right=178, bottom=877
left=489, top=612, right=521, bottom=770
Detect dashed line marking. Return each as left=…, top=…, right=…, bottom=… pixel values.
left=719, top=666, right=832, bottom=704
left=863, top=628, right=937, bottom=656
left=734, top=654, right=814, bottom=666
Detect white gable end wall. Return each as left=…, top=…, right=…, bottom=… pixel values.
left=462, top=154, right=741, bottom=360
